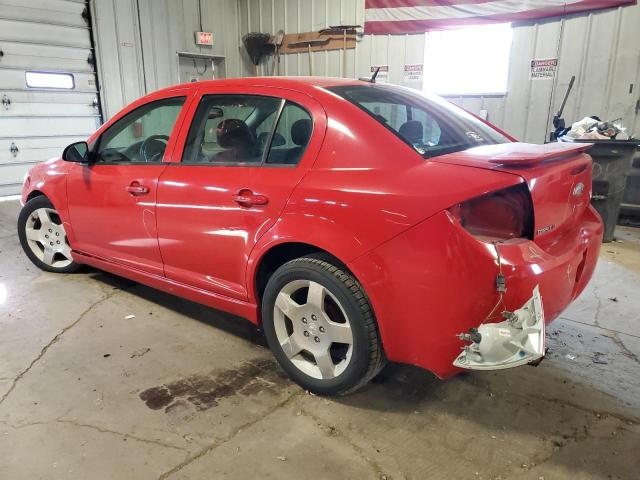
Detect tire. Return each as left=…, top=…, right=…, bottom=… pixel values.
left=262, top=255, right=385, bottom=395
left=17, top=196, right=82, bottom=273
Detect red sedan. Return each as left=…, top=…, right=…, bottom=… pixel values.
left=18, top=77, right=603, bottom=395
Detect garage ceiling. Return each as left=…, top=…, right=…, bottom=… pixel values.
left=0, top=0, right=100, bottom=196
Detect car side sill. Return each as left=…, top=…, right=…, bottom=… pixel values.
left=72, top=251, right=259, bottom=324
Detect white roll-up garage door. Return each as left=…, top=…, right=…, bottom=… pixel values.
left=0, top=0, right=100, bottom=196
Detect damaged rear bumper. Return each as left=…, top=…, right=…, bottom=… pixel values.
left=453, top=286, right=545, bottom=370
left=348, top=205, right=602, bottom=379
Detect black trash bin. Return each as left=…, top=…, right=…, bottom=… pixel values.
left=560, top=138, right=639, bottom=242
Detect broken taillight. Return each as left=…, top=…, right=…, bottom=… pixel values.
left=448, top=183, right=534, bottom=240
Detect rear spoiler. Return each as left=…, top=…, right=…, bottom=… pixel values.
left=487, top=142, right=593, bottom=166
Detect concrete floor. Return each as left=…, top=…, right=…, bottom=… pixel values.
left=0, top=199, right=639, bottom=480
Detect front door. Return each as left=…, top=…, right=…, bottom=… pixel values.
left=66, top=94, right=189, bottom=276
left=156, top=87, right=325, bottom=300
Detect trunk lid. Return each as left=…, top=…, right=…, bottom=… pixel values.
left=432, top=142, right=594, bottom=241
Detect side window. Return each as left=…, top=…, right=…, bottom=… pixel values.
left=265, top=102, right=312, bottom=165
left=96, top=97, right=185, bottom=163
left=182, top=95, right=281, bottom=165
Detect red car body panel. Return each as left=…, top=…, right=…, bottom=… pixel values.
left=21, top=77, right=603, bottom=378
left=156, top=85, right=328, bottom=301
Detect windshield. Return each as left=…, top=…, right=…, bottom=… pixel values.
left=327, top=84, right=510, bottom=158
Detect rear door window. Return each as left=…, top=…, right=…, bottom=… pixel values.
left=265, top=102, right=313, bottom=165
left=182, top=95, right=281, bottom=165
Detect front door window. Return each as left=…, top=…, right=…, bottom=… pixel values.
left=96, top=97, right=186, bottom=164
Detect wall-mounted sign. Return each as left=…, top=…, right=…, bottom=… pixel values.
left=195, top=31, right=213, bottom=46
left=530, top=58, right=557, bottom=80
left=403, top=64, right=423, bottom=89
left=370, top=65, right=388, bottom=83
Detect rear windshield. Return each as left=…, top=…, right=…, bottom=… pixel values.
left=327, top=84, right=510, bottom=159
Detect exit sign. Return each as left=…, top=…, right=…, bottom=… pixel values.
left=195, top=31, right=213, bottom=46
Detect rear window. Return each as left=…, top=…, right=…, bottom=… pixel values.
left=327, top=84, right=509, bottom=159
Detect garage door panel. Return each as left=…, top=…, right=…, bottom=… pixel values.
left=0, top=103, right=97, bottom=116
left=0, top=19, right=90, bottom=48
left=0, top=91, right=97, bottom=105
left=0, top=117, right=96, bottom=138
left=0, top=136, right=88, bottom=152
left=0, top=0, right=87, bottom=27
left=0, top=69, right=97, bottom=92
left=0, top=41, right=94, bottom=72
left=0, top=0, right=99, bottom=196
left=1, top=146, right=80, bottom=166
left=0, top=164, right=32, bottom=188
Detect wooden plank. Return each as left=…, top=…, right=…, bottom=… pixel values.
left=280, top=31, right=356, bottom=54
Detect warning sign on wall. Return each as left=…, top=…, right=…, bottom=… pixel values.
left=403, top=64, right=423, bottom=89
left=530, top=58, right=557, bottom=80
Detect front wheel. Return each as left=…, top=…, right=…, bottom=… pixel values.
left=262, top=256, right=385, bottom=395
left=17, top=196, right=81, bottom=273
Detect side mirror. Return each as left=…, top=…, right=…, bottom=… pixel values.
left=62, top=141, right=89, bottom=163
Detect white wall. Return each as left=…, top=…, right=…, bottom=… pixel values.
left=91, top=0, right=243, bottom=119
left=90, top=0, right=640, bottom=143
left=238, top=0, right=640, bottom=143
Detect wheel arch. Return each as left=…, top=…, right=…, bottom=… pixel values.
left=252, top=241, right=352, bottom=313
left=26, top=190, right=47, bottom=202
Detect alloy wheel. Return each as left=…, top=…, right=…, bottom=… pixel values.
left=272, top=279, right=354, bottom=380
left=24, top=207, right=73, bottom=268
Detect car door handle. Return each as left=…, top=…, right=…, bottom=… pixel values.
left=125, top=182, right=150, bottom=196
left=233, top=190, right=269, bottom=207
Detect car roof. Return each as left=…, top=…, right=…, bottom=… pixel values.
left=154, top=76, right=366, bottom=97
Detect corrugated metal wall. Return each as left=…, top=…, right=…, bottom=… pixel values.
left=238, top=0, right=640, bottom=143
left=91, top=0, right=243, bottom=119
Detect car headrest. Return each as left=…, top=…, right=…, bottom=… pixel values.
left=216, top=119, right=256, bottom=149
left=399, top=120, right=423, bottom=144
left=291, top=119, right=312, bottom=146
left=257, top=131, right=286, bottom=149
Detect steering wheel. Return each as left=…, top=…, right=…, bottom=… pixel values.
left=139, top=134, right=169, bottom=162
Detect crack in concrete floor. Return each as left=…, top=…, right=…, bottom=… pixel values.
left=0, top=287, right=126, bottom=407
left=0, top=418, right=186, bottom=451
left=157, top=393, right=302, bottom=479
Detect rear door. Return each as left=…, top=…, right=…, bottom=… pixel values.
left=156, top=86, right=326, bottom=300
left=0, top=0, right=100, bottom=196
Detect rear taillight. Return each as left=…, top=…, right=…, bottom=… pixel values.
left=448, top=183, right=534, bottom=240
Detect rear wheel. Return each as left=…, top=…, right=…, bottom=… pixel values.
left=262, top=256, right=385, bottom=395
left=17, top=196, right=81, bottom=273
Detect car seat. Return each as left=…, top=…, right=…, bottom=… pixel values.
left=284, top=119, right=312, bottom=164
